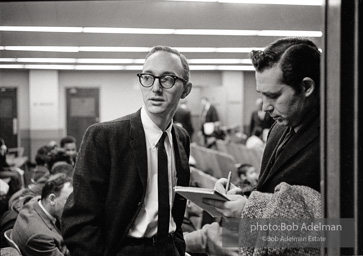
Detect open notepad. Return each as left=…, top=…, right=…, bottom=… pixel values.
left=174, top=186, right=230, bottom=217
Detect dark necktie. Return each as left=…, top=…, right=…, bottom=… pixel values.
left=157, top=132, right=169, bottom=239
left=275, top=127, right=295, bottom=157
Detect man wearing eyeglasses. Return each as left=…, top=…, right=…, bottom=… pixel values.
left=61, top=46, right=192, bottom=256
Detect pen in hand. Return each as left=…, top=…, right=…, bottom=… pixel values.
left=225, top=171, right=232, bottom=194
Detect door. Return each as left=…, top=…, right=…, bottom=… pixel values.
left=66, top=88, right=99, bottom=149
left=0, top=87, right=18, bottom=149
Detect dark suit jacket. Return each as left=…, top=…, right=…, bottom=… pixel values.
left=61, top=109, right=190, bottom=256
left=204, top=105, right=219, bottom=123
left=256, top=114, right=320, bottom=193
left=12, top=197, right=69, bottom=256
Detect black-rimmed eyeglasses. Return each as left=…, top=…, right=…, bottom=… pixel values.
left=137, top=73, right=187, bottom=89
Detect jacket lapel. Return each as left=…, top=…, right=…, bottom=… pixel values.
left=260, top=117, right=319, bottom=189
left=129, top=109, right=148, bottom=189
left=171, top=126, right=189, bottom=186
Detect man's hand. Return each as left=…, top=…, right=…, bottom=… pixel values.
left=203, top=178, right=248, bottom=218
left=203, top=194, right=247, bottom=218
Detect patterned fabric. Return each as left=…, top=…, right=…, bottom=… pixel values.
left=239, top=182, right=321, bottom=256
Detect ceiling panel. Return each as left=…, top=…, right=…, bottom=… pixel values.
left=0, top=1, right=323, bottom=70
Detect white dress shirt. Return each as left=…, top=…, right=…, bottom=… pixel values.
left=128, top=107, right=177, bottom=237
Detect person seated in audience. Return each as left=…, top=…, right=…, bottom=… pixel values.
left=0, top=138, right=22, bottom=197
left=31, top=145, right=52, bottom=184
left=245, top=127, right=265, bottom=152
left=235, top=164, right=258, bottom=196
left=8, top=150, right=73, bottom=213
left=12, top=173, right=73, bottom=256
left=59, top=136, right=77, bottom=165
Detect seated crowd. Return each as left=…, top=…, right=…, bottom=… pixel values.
left=1, top=132, right=261, bottom=256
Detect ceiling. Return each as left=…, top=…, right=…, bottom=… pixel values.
left=0, top=0, right=323, bottom=71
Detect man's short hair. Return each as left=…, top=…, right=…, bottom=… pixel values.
left=41, top=173, right=72, bottom=200
left=237, top=163, right=254, bottom=177
left=250, top=38, right=320, bottom=96
left=145, top=46, right=190, bottom=83
left=60, top=136, right=76, bottom=148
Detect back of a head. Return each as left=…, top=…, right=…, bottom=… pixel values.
left=250, top=37, right=320, bottom=96
left=145, top=45, right=190, bottom=83
left=50, top=161, right=74, bottom=177
left=46, top=149, right=73, bottom=171
left=41, top=173, right=73, bottom=200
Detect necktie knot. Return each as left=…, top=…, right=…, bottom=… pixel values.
left=158, top=132, right=167, bottom=147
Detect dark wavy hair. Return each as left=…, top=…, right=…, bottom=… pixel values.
left=41, top=173, right=73, bottom=200
left=250, top=38, right=320, bottom=96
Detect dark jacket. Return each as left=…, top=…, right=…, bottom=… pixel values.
left=257, top=114, right=320, bottom=193
left=61, top=109, right=190, bottom=256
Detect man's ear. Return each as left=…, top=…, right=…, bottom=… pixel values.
left=181, top=82, right=192, bottom=99
left=301, top=77, right=315, bottom=98
left=48, top=194, right=56, bottom=206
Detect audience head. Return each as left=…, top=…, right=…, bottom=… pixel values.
left=41, top=173, right=73, bottom=219
left=51, top=162, right=74, bottom=177
left=60, top=136, right=77, bottom=158
left=250, top=37, right=320, bottom=128
left=35, top=145, right=52, bottom=166
left=46, top=149, right=73, bottom=171
left=237, top=164, right=258, bottom=184
left=139, top=45, right=192, bottom=129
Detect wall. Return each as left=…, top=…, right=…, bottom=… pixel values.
left=243, top=71, right=261, bottom=135
left=1, top=69, right=257, bottom=158
left=0, top=70, right=30, bottom=157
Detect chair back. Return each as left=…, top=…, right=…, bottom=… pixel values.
left=4, top=229, right=22, bottom=255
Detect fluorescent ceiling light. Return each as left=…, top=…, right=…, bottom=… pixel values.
left=75, top=65, right=124, bottom=70
left=0, top=64, right=24, bottom=69
left=83, top=27, right=175, bottom=34
left=0, top=58, right=253, bottom=65
left=79, top=47, right=151, bottom=52
left=0, top=64, right=254, bottom=71
left=258, top=30, right=323, bottom=37
left=76, top=59, right=135, bottom=64
left=168, top=0, right=322, bottom=5
left=0, top=58, right=17, bottom=62
left=175, top=29, right=259, bottom=36
left=1, top=46, right=262, bottom=53
left=17, top=58, right=77, bottom=63
left=0, top=26, right=323, bottom=37
left=4, top=46, right=79, bottom=52
left=24, top=64, right=75, bottom=70
left=0, top=26, right=82, bottom=33
left=188, top=59, right=251, bottom=64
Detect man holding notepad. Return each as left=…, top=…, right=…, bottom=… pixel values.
left=206, top=38, right=321, bottom=218
left=61, top=46, right=192, bottom=256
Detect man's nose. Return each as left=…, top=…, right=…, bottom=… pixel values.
left=151, top=78, right=162, bottom=92
left=262, top=99, right=273, bottom=112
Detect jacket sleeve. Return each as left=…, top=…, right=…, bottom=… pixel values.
left=25, top=234, right=68, bottom=256
left=61, top=124, right=111, bottom=256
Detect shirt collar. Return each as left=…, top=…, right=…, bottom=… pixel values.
left=38, top=200, right=57, bottom=224
left=141, top=107, right=173, bottom=149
